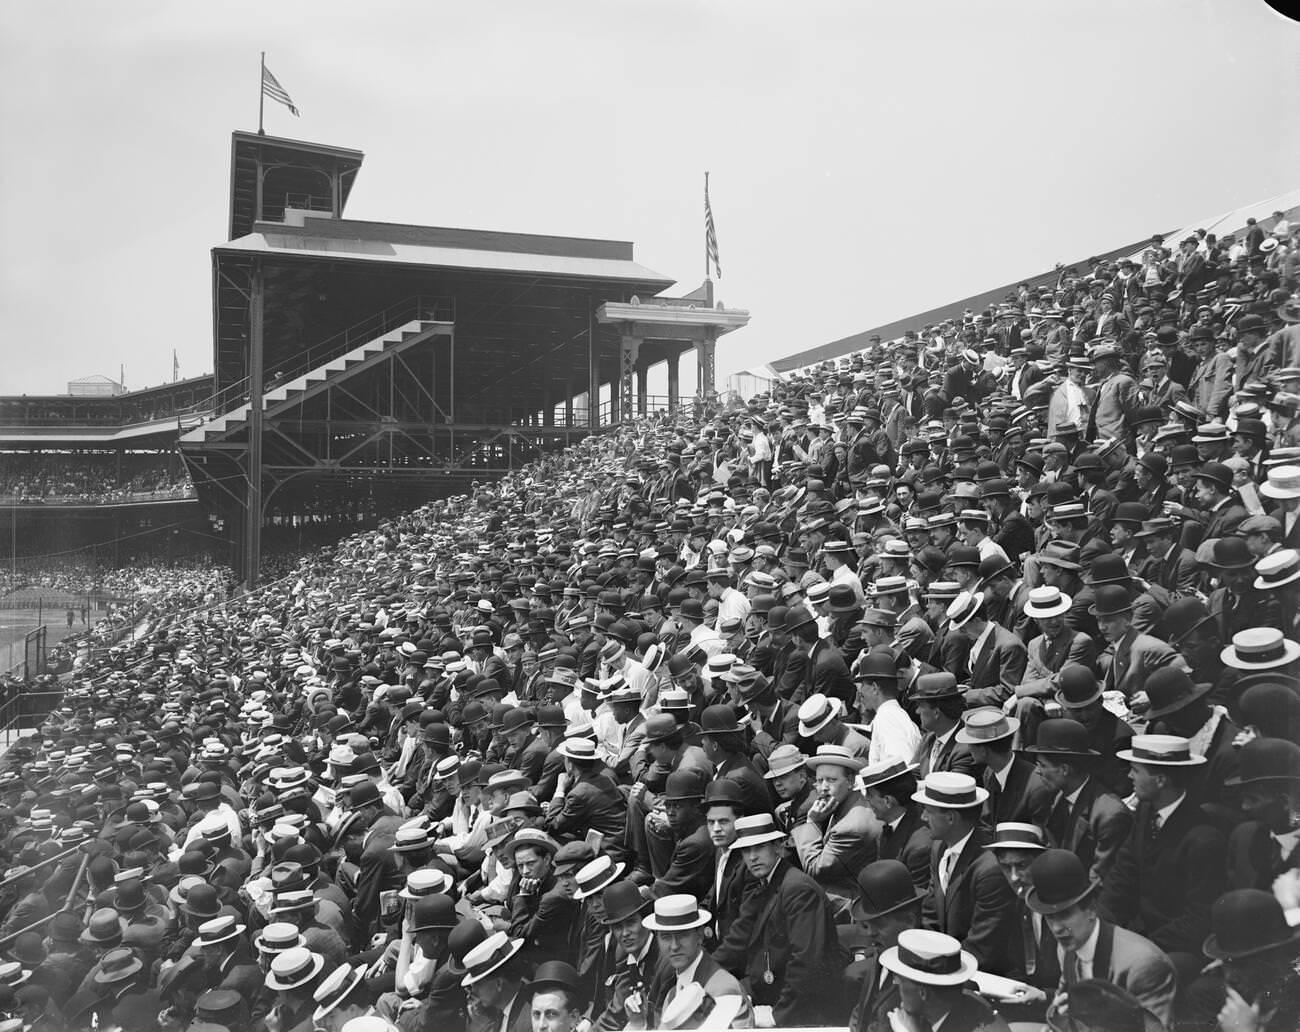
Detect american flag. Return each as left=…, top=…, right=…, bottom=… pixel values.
left=262, top=64, right=300, bottom=116
left=705, top=173, right=722, bottom=280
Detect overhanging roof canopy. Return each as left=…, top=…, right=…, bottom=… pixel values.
left=217, top=213, right=673, bottom=287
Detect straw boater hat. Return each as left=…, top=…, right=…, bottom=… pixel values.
left=265, top=946, right=325, bottom=991
left=796, top=693, right=842, bottom=737
left=460, top=931, right=524, bottom=986
left=804, top=743, right=865, bottom=773
left=312, top=963, right=368, bottom=1023
left=1220, top=628, right=1300, bottom=671
left=1023, top=586, right=1071, bottom=619
left=572, top=855, right=625, bottom=900
left=912, top=771, right=989, bottom=808
left=730, top=813, right=787, bottom=851
left=955, top=708, right=1018, bottom=745
left=880, top=929, right=978, bottom=986
left=1116, top=735, right=1207, bottom=767
left=983, top=823, right=1049, bottom=853
left=642, top=894, right=711, bottom=932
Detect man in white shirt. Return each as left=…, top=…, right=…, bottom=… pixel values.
left=855, top=651, right=921, bottom=767
left=706, top=568, right=751, bottom=627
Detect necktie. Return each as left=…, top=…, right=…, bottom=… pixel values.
left=880, top=822, right=895, bottom=856
left=1020, top=907, right=1037, bottom=976
left=1065, top=950, right=1082, bottom=986
left=1047, top=794, right=1071, bottom=845
left=940, top=851, right=957, bottom=892
left=1146, top=811, right=1161, bottom=843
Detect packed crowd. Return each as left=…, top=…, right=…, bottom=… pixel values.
left=0, top=235, right=1299, bottom=1032
left=0, top=455, right=194, bottom=504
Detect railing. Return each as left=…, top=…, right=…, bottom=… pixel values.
left=195, top=294, right=456, bottom=421
left=0, top=485, right=196, bottom=506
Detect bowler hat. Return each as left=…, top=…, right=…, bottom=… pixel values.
left=910, top=672, right=961, bottom=701
left=662, top=769, right=707, bottom=801
left=599, top=880, right=650, bottom=925
left=1206, top=537, right=1254, bottom=570
left=1224, top=738, right=1300, bottom=787
left=523, top=961, right=586, bottom=1008
left=702, top=779, right=748, bottom=815
left=1023, top=718, right=1097, bottom=758
left=698, top=704, right=744, bottom=736
left=1194, top=462, right=1234, bottom=493
left=1203, top=889, right=1300, bottom=960
left=1143, top=667, right=1211, bottom=719
left=1025, top=850, right=1100, bottom=915
left=1088, top=584, right=1132, bottom=617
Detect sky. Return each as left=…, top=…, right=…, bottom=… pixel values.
left=1, top=1, right=1298, bottom=399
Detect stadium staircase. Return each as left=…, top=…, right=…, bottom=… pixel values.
left=179, top=315, right=452, bottom=444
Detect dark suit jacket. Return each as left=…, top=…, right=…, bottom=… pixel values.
left=1103, top=629, right=1181, bottom=700
left=1227, top=819, right=1300, bottom=891
left=707, top=848, right=752, bottom=942
left=1198, top=498, right=1250, bottom=542
left=1146, top=544, right=1200, bottom=596
left=547, top=769, right=627, bottom=850
left=712, top=859, right=843, bottom=1026
left=806, top=639, right=856, bottom=709
left=874, top=803, right=932, bottom=893
left=515, top=734, right=550, bottom=785
left=914, top=729, right=979, bottom=781
left=963, top=625, right=1028, bottom=708
left=353, top=813, right=405, bottom=947
left=1099, top=796, right=1227, bottom=955
left=1058, top=919, right=1176, bottom=1028
left=993, top=513, right=1035, bottom=561
left=923, top=828, right=1018, bottom=975
left=652, top=822, right=715, bottom=900
left=1047, top=776, right=1132, bottom=881
left=715, top=753, right=773, bottom=818
left=983, top=757, right=1053, bottom=828
left=1207, top=585, right=1281, bottom=644
left=848, top=954, right=901, bottom=1032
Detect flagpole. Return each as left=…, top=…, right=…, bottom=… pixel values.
left=258, top=52, right=266, bottom=135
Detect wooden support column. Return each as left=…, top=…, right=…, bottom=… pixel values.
left=619, top=333, right=641, bottom=425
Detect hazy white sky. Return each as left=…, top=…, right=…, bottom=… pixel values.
left=2, top=1, right=1297, bottom=397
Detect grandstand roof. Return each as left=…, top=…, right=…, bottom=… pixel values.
left=217, top=212, right=673, bottom=287
left=771, top=186, right=1300, bottom=374
left=769, top=234, right=1154, bottom=373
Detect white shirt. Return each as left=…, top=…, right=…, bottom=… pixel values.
left=939, top=829, right=974, bottom=892
left=1271, top=827, right=1300, bottom=862
left=718, top=587, right=751, bottom=626
left=830, top=563, right=865, bottom=604
left=988, top=756, right=1013, bottom=793
left=674, top=950, right=706, bottom=998
left=866, top=698, right=921, bottom=767
left=1061, top=917, right=1102, bottom=981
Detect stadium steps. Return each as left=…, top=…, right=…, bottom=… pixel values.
left=178, top=319, right=451, bottom=443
